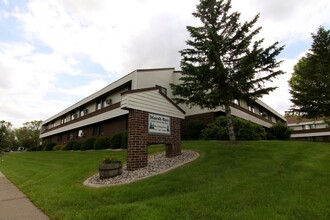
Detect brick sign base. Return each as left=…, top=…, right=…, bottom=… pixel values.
left=127, top=109, right=182, bottom=171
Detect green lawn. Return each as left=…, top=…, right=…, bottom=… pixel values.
left=1, top=141, right=330, bottom=219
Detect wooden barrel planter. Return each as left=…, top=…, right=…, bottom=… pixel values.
left=99, top=162, right=123, bottom=179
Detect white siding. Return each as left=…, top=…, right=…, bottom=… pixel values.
left=292, top=131, right=330, bottom=138
left=40, top=108, right=128, bottom=138
left=121, top=89, right=184, bottom=119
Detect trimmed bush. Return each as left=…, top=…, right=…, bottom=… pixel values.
left=45, top=142, right=56, bottom=151
left=54, top=144, right=66, bottom=151
left=27, top=146, right=38, bottom=151
left=109, top=131, right=128, bottom=149
left=81, top=138, right=96, bottom=150
left=94, top=136, right=111, bottom=150
left=73, top=142, right=81, bottom=151
left=63, top=141, right=77, bottom=151
left=121, top=131, right=128, bottom=149
left=202, top=116, right=266, bottom=140
left=111, top=132, right=122, bottom=149
left=184, top=119, right=206, bottom=140
left=268, top=122, right=292, bottom=140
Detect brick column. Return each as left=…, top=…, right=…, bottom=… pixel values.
left=166, top=117, right=181, bottom=157
left=127, top=109, right=148, bottom=171
left=127, top=109, right=182, bottom=171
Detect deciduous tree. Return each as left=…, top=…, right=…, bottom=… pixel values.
left=0, top=120, right=14, bottom=150
left=15, top=120, right=42, bottom=150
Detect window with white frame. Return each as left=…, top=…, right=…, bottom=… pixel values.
left=71, top=112, right=78, bottom=120
left=96, top=100, right=102, bottom=110
left=233, top=99, right=240, bottom=106
left=80, top=108, right=88, bottom=117
left=60, top=117, right=67, bottom=125
left=78, top=130, right=84, bottom=138
left=248, top=104, right=255, bottom=113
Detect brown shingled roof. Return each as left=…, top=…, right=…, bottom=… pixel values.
left=285, top=116, right=317, bottom=124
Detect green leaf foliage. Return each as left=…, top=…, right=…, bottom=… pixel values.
left=289, top=26, right=330, bottom=118
left=183, top=119, right=206, bottom=140
left=81, top=138, right=96, bottom=151
left=0, top=120, right=14, bottom=150
left=201, top=116, right=266, bottom=140
left=171, top=0, right=284, bottom=109
left=63, top=141, right=77, bottom=151
left=110, top=132, right=123, bottom=149
left=110, top=131, right=128, bottom=149
left=120, top=131, right=128, bottom=149
left=94, top=136, right=111, bottom=150
left=72, top=142, right=81, bottom=151
left=171, top=0, right=284, bottom=143
left=45, top=142, right=56, bottom=151
left=267, top=122, right=292, bottom=140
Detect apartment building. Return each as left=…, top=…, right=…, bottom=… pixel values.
left=40, top=68, right=286, bottom=144
left=286, top=116, right=330, bottom=142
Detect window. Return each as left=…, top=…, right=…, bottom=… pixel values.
left=233, top=99, right=240, bottom=106
left=48, top=122, right=55, bottom=129
left=310, top=124, right=316, bottom=129
left=96, top=100, right=103, bottom=110
left=80, top=108, right=88, bottom=117
left=93, top=123, right=104, bottom=136
left=261, top=112, right=269, bottom=119
left=68, top=131, right=77, bottom=140
left=58, top=134, right=63, bottom=142
left=103, top=98, right=112, bottom=107
left=71, top=112, right=78, bottom=120
left=78, top=130, right=84, bottom=138
left=60, top=117, right=67, bottom=125
left=248, top=105, right=255, bottom=113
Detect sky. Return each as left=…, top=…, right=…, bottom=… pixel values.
left=0, top=0, right=329, bottom=128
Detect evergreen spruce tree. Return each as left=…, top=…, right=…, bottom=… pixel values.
left=171, top=0, right=284, bottom=144
left=289, top=26, right=330, bottom=122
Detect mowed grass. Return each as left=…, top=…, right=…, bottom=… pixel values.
left=1, top=141, right=330, bottom=219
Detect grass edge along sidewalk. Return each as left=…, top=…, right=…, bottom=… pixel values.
left=0, top=171, right=49, bottom=220
left=1, top=141, right=330, bottom=219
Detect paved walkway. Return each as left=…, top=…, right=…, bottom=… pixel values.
left=0, top=171, right=49, bottom=220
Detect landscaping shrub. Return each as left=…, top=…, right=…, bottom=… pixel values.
left=81, top=138, right=96, bottom=150
left=45, top=142, right=56, bottom=151
left=183, top=119, right=206, bottom=140
left=63, top=141, right=77, bottom=151
left=94, top=136, right=111, bottom=150
left=110, top=131, right=128, bottom=149
left=27, top=146, right=38, bottom=151
left=72, top=142, right=81, bottom=151
left=267, top=122, right=292, bottom=140
left=111, top=132, right=122, bottom=149
left=121, top=131, right=128, bottom=149
left=202, top=116, right=266, bottom=140
left=54, top=144, right=66, bottom=151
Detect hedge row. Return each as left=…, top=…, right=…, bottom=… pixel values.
left=41, top=131, right=128, bottom=151
left=184, top=116, right=292, bottom=141
left=201, top=116, right=267, bottom=140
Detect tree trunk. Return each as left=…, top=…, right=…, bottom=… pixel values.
left=225, top=104, right=236, bottom=144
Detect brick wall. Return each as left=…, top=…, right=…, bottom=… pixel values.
left=43, top=115, right=128, bottom=145
left=127, top=109, right=182, bottom=171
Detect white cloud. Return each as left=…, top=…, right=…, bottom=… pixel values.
left=1, top=0, right=330, bottom=127
left=0, top=42, right=74, bottom=127
left=57, top=79, right=108, bottom=98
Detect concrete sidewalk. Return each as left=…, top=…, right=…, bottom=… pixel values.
left=0, top=171, right=49, bottom=220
